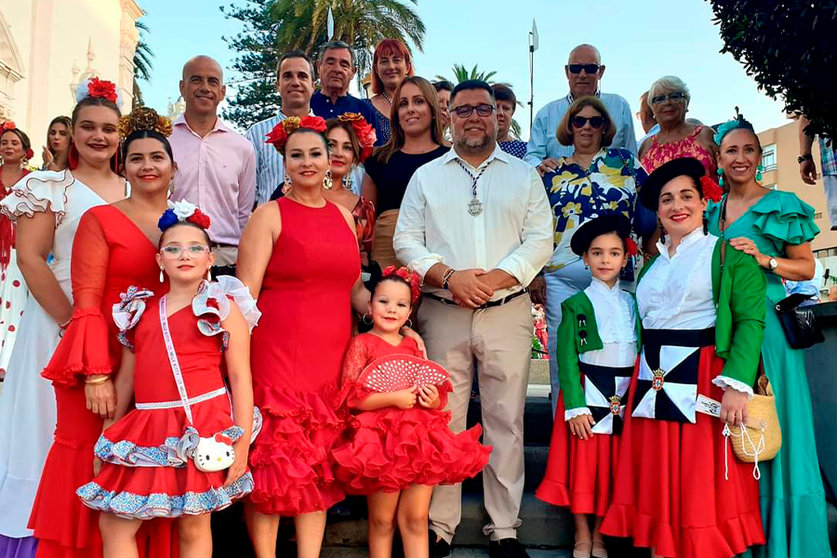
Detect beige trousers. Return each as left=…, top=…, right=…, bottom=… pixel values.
left=419, top=294, right=533, bottom=543
left=211, top=245, right=238, bottom=267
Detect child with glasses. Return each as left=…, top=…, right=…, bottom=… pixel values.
left=76, top=203, right=261, bottom=558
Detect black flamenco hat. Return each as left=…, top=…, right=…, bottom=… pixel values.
left=639, top=157, right=706, bottom=212
left=570, top=213, right=631, bottom=256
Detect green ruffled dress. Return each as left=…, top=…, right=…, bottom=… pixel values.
left=707, top=189, right=830, bottom=558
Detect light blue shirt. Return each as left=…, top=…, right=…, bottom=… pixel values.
left=524, top=92, right=637, bottom=166
left=246, top=111, right=363, bottom=205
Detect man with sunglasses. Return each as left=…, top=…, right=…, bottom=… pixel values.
left=524, top=44, right=637, bottom=174
left=394, top=80, right=552, bottom=558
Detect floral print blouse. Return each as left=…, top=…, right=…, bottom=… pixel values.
left=542, top=148, right=647, bottom=271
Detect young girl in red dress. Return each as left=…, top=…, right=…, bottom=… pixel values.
left=535, top=214, right=639, bottom=558
left=332, top=266, right=491, bottom=558
left=76, top=203, right=260, bottom=558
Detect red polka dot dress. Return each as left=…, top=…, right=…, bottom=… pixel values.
left=0, top=168, right=30, bottom=380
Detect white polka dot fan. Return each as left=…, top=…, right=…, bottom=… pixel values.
left=358, top=355, right=450, bottom=393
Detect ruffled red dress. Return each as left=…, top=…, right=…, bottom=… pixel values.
left=248, top=197, right=360, bottom=516
left=77, top=281, right=259, bottom=518
left=34, top=205, right=176, bottom=558
left=333, top=334, right=491, bottom=494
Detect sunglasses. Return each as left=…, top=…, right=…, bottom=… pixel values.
left=450, top=104, right=496, bottom=118
left=567, top=64, right=601, bottom=75
left=571, top=116, right=605, bottom=129
left=650, top=91, right=686, bottom=105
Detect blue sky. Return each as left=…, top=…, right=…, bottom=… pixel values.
left=138, top=0, right=790, bottom=139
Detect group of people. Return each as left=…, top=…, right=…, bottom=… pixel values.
left=0, top=35, right=830, bottom=558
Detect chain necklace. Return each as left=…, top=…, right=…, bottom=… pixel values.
left=382, top=90, right=393, bottom=105
left=455, top=158, right=493, bottom=217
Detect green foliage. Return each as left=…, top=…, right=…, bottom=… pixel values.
left=220, top=0, right=283, bottom=131
left=132, top=19, right=153, bottom=108
left=271, top=0, right=426, bottom=78
left=708, top=0, right=837, bottom=139
left=435, top=64, right=497, bottom=85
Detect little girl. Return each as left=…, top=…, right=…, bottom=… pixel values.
left=535, top=214, right=640, bottom=558
left=76, top=202, right=261, bottom=558
left=333, top=266, right=491, bottom=558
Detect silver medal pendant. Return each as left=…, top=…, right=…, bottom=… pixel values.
left=467, top=197, right=484, bottom=217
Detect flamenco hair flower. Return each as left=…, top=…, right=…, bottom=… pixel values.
left=337, top=112, right=377, bottom=162
left=76, top=77, right=123, bottom=108
left=265, top=115, right=327, bottom=153
left=381, top=265, right=422, bottom=305
left=158, top=200, right=212, bottom=232
left=118, top=106, right=173, bottom=139
left=1, top=121, right=16, bottom=131
left=699, top=175, right=724, bottom=203
left=713, top=106, right=755, bottom=145
left=625, top=237, right=639, bottom=257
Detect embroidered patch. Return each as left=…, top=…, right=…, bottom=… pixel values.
left=651, top=368, right=665, bottom=391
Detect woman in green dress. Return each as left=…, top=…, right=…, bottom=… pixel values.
left=707, top=116, right=830, bottom=558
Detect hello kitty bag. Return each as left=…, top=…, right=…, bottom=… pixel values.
left=160, top=296, right=235, bottom=473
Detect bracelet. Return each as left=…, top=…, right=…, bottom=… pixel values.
left=441, top=267, right=456, bottom=290
left=84, top=375, right=110, bottom=385
left=58, top=318, right=71, bottom=329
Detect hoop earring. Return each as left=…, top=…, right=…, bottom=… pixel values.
left=159, top=267, right=165, bottom=283
left=716, top=167, right=724, bottom=188
left=756, top=164, right=764, bottom=182
left=323, top=170, right=333, bottom=190
left=405, top=319, right=413, bottom=329
left=361, top=313, right=372, bottom=325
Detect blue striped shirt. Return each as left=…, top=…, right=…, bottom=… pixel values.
left=524, top=92, right=637, bottom=166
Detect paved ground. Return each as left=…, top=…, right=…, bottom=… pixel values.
left=321, top=550, right=572, bottom=557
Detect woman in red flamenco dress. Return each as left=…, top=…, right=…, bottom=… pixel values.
left=33, top=106, right=178, bottom=558
left=332, top=267, right=490, bottom=558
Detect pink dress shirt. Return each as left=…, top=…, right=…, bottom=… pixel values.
left=169, top=115, right=256, bottom=245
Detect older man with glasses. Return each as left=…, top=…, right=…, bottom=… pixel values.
left=525, top=44, right=637, bottom=175
left=394, top=80, right=552, bottom=558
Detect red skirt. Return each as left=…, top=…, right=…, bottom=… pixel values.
left=600, top=345, right=765, bottom=558
left=248, top=385, right=346, bottom=516
left=333, top=406, right=491, bottom=494
left=30, top=385, right=178, bottom=558
left=535, top=392, right=620, bottom=517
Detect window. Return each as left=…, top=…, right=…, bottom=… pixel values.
left=761, top=144, right=777, bottom=171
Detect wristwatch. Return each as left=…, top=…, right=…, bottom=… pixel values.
left=768, top=257, right=778, bottom=271
left=798, top=154, right=814, bottom=164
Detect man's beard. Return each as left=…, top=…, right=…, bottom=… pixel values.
left=454, top=131, right=493, bottom=154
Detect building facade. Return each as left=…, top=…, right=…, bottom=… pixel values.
left=0, top=0, right=143, bottom=161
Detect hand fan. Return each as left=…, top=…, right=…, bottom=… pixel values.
left=357, top=354, right=449, bottom=393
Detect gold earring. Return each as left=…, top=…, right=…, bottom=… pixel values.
left=323, top=170, right=333, bottom=190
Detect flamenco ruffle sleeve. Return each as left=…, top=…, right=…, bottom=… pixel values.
left=750, top=190, right=820, bottom=252
left=0, top=169, right=74, bottom=224
left=42, top=209, right=114, bottom=386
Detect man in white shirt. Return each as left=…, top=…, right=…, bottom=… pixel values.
left=525, top=44, right=636, bottom=174
left=394, top=80, right=552, bottom=558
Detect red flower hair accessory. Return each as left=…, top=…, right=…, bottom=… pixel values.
left=699, top=175, right=724, bottom=203
left=86, top=77, right=118, bottom=103
left=337, top=113, right=377, bottom=162
left=625, top=237, right=639, bottom=257
left=1, top=121, right=16, bottom=131
left=265, top=115, right=328, bottom=153
left=381, top=265, right=422, bottom=305
left=159, top=200, right=212, bottom=232
left=25, top=148, right=34, bottom=161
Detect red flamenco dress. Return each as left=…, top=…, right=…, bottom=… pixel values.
left=77, top=279, right=261, bottom=518
left=333, top=334, right=491, bottom=494
left=34, top=205, right=177, bottom=558
left=248, top=197, right=360, bottom=516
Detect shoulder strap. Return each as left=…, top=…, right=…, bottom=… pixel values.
left=159, top=296, right=194, bottom=424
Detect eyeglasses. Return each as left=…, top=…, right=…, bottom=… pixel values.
left=571, top=116, right=605, bottom=129
left=567, top=64, right=601, bottom=75
left=650, top=92, right=687, bottom=105
left=160, top=245, right=211, bottom=258
left=450, top=104, right=495, bottom=118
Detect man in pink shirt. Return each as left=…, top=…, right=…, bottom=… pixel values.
left=169, top=55, right=256, bottom=275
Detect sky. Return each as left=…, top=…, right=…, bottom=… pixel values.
left=138, top=0, right=791, bottom=139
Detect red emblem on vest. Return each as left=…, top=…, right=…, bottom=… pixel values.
left=609, top=395, right=621, bottom=415
left=652, top=368, right=665, bottom=391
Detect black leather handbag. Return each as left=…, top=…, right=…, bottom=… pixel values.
left=774, top=293, right=824, bottom=349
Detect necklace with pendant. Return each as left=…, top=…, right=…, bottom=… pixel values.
left=382, top=90, right=392, bottom=105
left=455, top=158, right=493, bottom=217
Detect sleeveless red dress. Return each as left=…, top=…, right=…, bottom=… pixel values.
left=248, top=197, right=360, bottom=516
left=34, top=205, right=176, bottom=558
left=333, top=334, right=491, bottom=494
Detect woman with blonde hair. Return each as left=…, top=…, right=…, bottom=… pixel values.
left=362, top=76, right=448, bottom=268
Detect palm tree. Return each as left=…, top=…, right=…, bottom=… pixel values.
left=436, top=67, right=524, bottom=139
left=133, top=20, right=153, bottom=108
left=271, top=0, right=426, bottom=78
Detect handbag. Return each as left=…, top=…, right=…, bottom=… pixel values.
left=774, top=292, right=825, bottom=349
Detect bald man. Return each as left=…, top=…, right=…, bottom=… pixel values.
left=169, top=55, right=256, bottom=276
left=525, top=44, right=636, bottom=171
